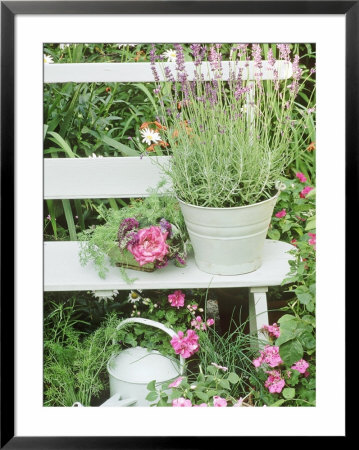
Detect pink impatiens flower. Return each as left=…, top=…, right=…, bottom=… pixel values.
left=265, top=370, right=285, bottom=393
left=172, top=397, right=192, bottom=407
left=169, top=377, right=183, bottom=388
left=127, top=226, right=168, bottom=266
left=291, top=359, right=309, bottom=374
left=206, top=318, right=215, bottom=327
left=170, top=329, right=200, bottom=359
left=300, top=186, right=314, bottom=198
left=213, top=396, right=227, bottom=407
left=168, top=290, right=185, bottom=308
left=296, top=172, right=307, bottom=183
left=275, top=209, right=287, bottom=218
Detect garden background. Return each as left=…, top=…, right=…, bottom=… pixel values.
left=43, top=42, right=316, bottom=408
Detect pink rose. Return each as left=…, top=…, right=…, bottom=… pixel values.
left=127, top=226, right=168, bottom=266
left=172, top=397, right=192, bottom=407
left=213, top=396, right=227, bottom=407
left=168, top=290, right=185, bottom=308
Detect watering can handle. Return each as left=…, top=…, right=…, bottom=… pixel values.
left=115, top=317, right=185, bottom=375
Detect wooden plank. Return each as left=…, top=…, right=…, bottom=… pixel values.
left=44, top=240, right=295, bottom=292
left=44, top=61, right=293, bottom=83
left=44, top=156, right=171, bottom=199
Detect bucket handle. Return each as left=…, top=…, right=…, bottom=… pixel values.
left=115, top=317, right=185, bottom=375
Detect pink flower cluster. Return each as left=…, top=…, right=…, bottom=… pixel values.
left=213, top=396, right=227, bottom=407
left=191, top=316, right=215, bottom=330
left=300, top=186, right=314, bottom=198
left=170, top=329, right=200, bottom=359
left=296, top=172, right=307, bottom=183
left=264, top=370, right=285, bottom=393
left=291, top=359, right=309, bottom=376
left=172, top=397, right=192, bottom=407
left=172, top=396, right=230, bottom=407
left=168, top=290, right=185, bottom=309
left=261, top=323, right=280, bottom=339
left=253, top=345, right=283, bottom=368
left=275, top=209, right=287, bottom=218
left=127, top=225, right=169, bottom=266
left=308, top=233, right=316, bottom=249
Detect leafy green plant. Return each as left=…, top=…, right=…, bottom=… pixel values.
left=44, top=307, right=119, bottom=407
left=146, top=364, right=247, bottom=407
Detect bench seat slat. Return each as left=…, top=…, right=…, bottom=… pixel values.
left=44, top=240, right=295, bottom=292
left=44, top=156, right=170, bottom=199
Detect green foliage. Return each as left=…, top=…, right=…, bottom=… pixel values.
left=147, top=364, right=252, bottom=407
left=44, top=303, right=119, bottom=407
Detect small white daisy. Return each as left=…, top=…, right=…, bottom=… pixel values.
left=128, top=290, right=142, bottom=303
left=44, top=54, right=54, bottom=64
left=118, top=44, right=136, bottom=48
left=162, top=49, right=177, bottom=62
left=92, top=289, right=118, bottom=302
left=59, top=43, right=70, bottom=50
left=140, top=127, right=161, bottom=146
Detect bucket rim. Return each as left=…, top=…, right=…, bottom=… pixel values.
left=107, top=350, right=181, bottom=385
left=176, top=191, right=279, bottom=211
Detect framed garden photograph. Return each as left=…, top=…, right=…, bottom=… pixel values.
left=1, top=0, right=353, bottom=446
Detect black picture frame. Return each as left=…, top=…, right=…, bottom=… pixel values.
left=1, top=1, right=353, bottom=447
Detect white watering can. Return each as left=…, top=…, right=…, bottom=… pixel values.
left=106, top=317, right=185, bottom=406
left=72, top=317, right=185, bottom=407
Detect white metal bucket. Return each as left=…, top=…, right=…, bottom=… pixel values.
left=178, top=192, right=279, bottom=275
left=107, top=318, right=185, bottom=406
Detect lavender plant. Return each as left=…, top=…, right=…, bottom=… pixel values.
left=145, top=44, right=315, bottom=208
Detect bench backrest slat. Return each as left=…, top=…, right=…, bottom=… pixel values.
left=44, top=156, right=170, bottom=199
left=44, top=60, right=292, bottom=83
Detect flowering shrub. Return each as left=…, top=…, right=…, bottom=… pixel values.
left=253, top=320, right=315, bottom=406
left=146, top=363, right=249, bottom=407
left=116, top=289, right=214, bottom=359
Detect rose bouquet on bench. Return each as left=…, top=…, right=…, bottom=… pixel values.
left=79, top=188, right=190, bottom=279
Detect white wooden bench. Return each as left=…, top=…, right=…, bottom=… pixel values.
left=44, top=58, right=295, bottom=338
